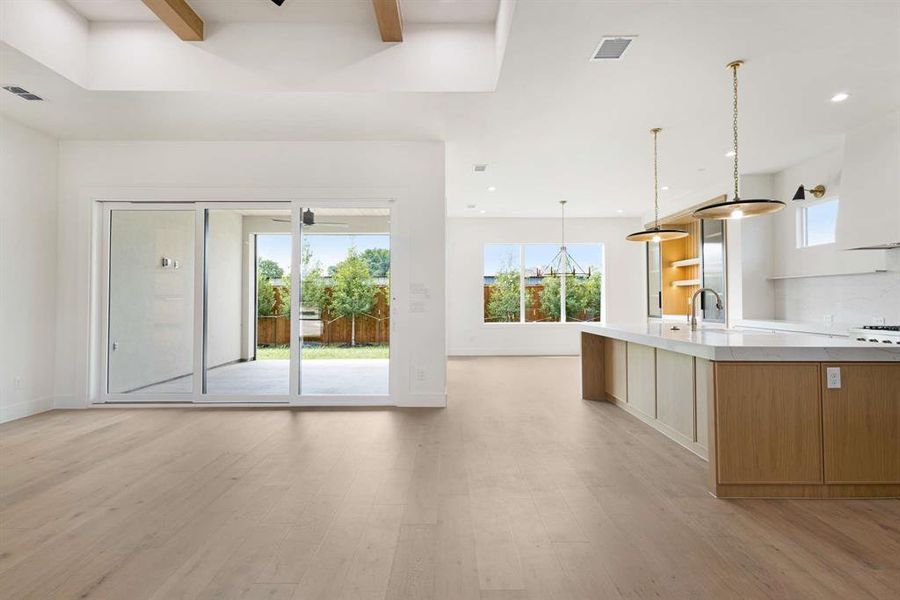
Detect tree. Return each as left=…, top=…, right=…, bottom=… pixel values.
left=329, top=248, right=376, bottom=346
left=539, top=273, right=602, bottom=321
left=257, top=274, right=276, bottom=316
left=278, top=272, right=291, bottom=316
left=257, top=258, right=283, bottom=281
left=486, top=254, right=520, bottom=322
left=572, top=272, right=602, bottom=321
left=360, top=248, right=391, bottom=278
left=300, top=240, right=327, bottom=317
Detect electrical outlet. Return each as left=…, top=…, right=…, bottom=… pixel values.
left=872, top=316, right=886, bottom=326
left=416, top=368, right=426, bottom=382
left=826, top=367, right=841, bottom=389
left=14, top=376, right=22, bottom=390
left=823, top=314, right=833, bottom=327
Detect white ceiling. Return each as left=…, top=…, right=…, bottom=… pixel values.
left=64, top=0, right=501, bottom=24
left=3, top=1, right=899, bottom=219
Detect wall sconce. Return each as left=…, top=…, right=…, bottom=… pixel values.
left=792, top=184, right=827, bottom=201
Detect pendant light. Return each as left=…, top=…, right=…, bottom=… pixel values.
left=626, top=128, right=688, bottom=242
left=692, top=60, right=785, bottom=220
left=537, top=201, right=591, bottom=278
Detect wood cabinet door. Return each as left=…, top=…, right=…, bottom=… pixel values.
left=822, top=363, right=900, bottom=484
left=604, top=338, right=627, bottom=402
left=626, top=343, right=656, bottom=418
left=656, top=350, right=694, bottom=441
left=715, top=363, right=823, bottom=484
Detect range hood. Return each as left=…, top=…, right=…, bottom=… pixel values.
left=836, top=111, right=900, bottom=250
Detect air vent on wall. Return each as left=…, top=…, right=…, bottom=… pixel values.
left=590, top=36, right=636, bottom=61
left=473, top=164, right=488, bottom=172
left=3, top=86, right=43, bottom=101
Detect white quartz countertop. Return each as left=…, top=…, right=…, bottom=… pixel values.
left=582, top=322, right=900, bottom=362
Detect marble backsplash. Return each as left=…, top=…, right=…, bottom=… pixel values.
left=774, top=270, right=900, bottom=328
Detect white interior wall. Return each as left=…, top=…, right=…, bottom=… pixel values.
left=0, top=116, right=58, bottom=422
left=446, top=217, right=645, bottom=356
left=739, top=147, right=898, bottom=327
left=55, top=141, right=446, bottom=408
left=107, top=210, right=195, bottom=393
left=206, top=211, right=243, bottom=368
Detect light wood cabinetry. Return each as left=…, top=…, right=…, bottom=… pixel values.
left=581, top=332, right=899, bottom=498
left=604, top=338, right=628, bottom=402
left=714, top=363, right=823, bottom=484
left=822, top=363, right=900, bottom=484
left=626, top=343, right=656, bottom=418
left=580, top=333, right=605, bottom=401
left=656, top=349, right=695, bottom=442
left=694, top=358, right=712, bottom=450
left=660, top=222, right=701, bottom=316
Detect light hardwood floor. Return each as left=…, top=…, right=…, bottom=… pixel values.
left=1, top=356, right=898, bottom=599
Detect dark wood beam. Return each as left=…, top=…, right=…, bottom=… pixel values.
left=142, top=0, right=204, bottom=41
left=372, top=0, right=403, bottom=42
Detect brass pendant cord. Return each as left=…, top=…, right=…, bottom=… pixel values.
left=731, top=61, right=740, bottom=200
left=652, top=127, right=661, bottom=228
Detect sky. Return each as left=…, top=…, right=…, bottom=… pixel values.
left=257, top=234, right=390, bottom=273
left=484, top=243, right=604, bottom=275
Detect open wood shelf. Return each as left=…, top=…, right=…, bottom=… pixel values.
left=672, top=279, right=701, bottom=287
left=671, top=257, right=700, bottom=268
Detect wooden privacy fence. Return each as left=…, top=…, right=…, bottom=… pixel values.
left=483, top=284, right=601, bottom=322
left=258, top=286, right=390, bottom=346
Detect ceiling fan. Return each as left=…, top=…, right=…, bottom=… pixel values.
left=270, top=210, right=350, bottom=229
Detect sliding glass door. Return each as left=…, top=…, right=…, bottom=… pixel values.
left=298, top=208, right=390, bottom=396
left=101, top=202, right=390, bottom=403
left=106, top=208, right=196, bottom=397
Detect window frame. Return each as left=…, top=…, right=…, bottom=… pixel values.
left=796, top=197, right=839, bottom=249
left=481, top=242, right=605, bottom=325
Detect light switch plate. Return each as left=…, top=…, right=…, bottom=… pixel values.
left=826, top=367, right=841, bottom=389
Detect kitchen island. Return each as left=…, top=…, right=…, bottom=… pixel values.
left=581, top=323, right=900, bottom=498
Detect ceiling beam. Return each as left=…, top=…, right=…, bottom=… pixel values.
left=142, top=0, right=204, bottom=41
left=372, top=0, right=403, bottom=42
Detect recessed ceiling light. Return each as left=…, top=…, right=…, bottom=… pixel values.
left=831, top=92, right=850, bottom=103
left=479, top=210, right=487, bottom=214
left=616, top=209, right=624, bottom=214
left=725, top=151, right=736, bottom=158
left=661, top=186, right=670, bottom=191
left=487, top=186, right=496, bottom=192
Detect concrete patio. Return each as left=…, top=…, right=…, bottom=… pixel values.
left=135, top=359, right=389, bottom=396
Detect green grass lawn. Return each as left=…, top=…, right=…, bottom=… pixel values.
left=257, top=344, right=389, bottom=360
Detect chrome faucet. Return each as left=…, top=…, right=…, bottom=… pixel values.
left=689, top=288, right=724, bottom=331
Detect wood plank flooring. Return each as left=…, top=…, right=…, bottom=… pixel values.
left=1, top=356, right=898, bottom=599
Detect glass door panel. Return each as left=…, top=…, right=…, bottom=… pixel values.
left=299, top=208, right=390, bottom=395
left=647, top=242, right=662, bottom=318
left=203, top=208, right=292, bottom=396
left=701, top=220, right=726, bottom=322
left=107, top=209, right=195, bottom=395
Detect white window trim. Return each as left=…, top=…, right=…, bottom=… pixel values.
left=796, top=197, right=839, bottom=249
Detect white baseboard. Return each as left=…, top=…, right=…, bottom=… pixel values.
left=0, top=396, right=53, bottom=424
left=397, top=393, right=447, bottom=407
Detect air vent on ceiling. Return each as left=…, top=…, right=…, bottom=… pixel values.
left=3, top=86, right=44, bottom=101
left=473, top=164, right=488, bottom=172
left=590, top=36, right=636, bottom=61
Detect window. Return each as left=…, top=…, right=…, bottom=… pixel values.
left=483, top=243, right=604, bottom=323
left=797, top=199, right=839, bottom=248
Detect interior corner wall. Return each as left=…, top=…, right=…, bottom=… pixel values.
left=446, top=217, right=645, bottom=356
left=0, top=116, right=58, bottom=423
left=54, top=141, right=446, bottom=408
left=206, top=211, right=243, bottom=368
